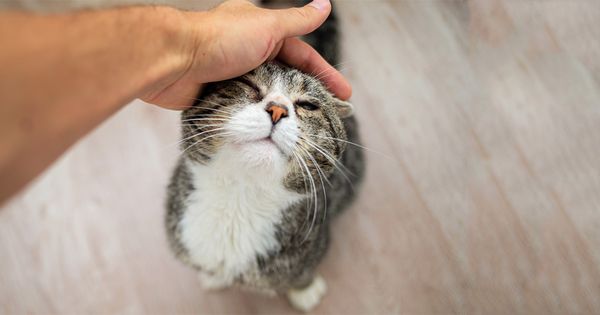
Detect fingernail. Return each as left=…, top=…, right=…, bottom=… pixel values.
left=309, top=0, right=330, bottom=11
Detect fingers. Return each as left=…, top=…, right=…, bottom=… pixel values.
left=267, top=1, right=351, bottom=99
left=271, top=0, right=332, bottom=39
left=277, top=37, right=352, bottom=100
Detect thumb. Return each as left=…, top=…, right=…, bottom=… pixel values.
left=271, top=0, right=332, bottom=39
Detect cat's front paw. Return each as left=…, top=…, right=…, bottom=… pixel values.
left=286, top=275, right=327, bottom=312
left=198, top=272, right=231, bottom=292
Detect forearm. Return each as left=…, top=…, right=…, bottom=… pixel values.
left=0, top=0, right=349, bottom=203
left=0, top=6, right=196, bottom=202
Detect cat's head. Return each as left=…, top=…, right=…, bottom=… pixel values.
left=180, top=62, right=353, bottom=193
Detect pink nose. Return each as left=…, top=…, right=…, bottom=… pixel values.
left=266, top=102, right=289, bottom=125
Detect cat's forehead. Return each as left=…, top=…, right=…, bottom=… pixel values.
left=250, top=62, right=327, bottom=96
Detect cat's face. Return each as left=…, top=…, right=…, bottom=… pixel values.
left=180, top=62, right=353, bottom=193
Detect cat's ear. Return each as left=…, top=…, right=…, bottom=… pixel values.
left=335, top=99, right=354, bottom=118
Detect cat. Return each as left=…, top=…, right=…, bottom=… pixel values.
left=165, top=1, right=364, bottom=311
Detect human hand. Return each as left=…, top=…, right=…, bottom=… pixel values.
left=143, top=0, right=352, bottom=110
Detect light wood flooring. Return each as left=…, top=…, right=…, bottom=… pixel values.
left=2, top=0, right=600, bottom=314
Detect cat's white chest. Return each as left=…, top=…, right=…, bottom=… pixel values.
left=179, top=152, right=300, bottom=280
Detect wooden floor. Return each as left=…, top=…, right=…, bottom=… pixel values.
left=2, top=0, right=600, bottom=314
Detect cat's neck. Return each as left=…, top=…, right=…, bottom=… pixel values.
left=178, top=149, right=302, bottom=275
left=186, top=150, right=302, bottom=215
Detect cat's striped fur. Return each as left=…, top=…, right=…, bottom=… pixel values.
left=165, top=1, right=364, bottom=311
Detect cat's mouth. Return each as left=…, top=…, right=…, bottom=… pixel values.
left=223, top=108, right=298, bottom=158
left=249, top=136, right=286, bottom=155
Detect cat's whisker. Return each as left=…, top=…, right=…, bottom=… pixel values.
left=188, top=105, right=235, bottom=117
left=180, top=123, right=224, bottom=127
left=180, top=129, right=229, bottom=155
left=306, top=133, right=394, bottom=160
left=313, top=69, right=337, bottom=82
left=182, top=115, right=232, bottom=123
left=300, top=135, right=356, bottom=172
left=298, top=142, right=333, bottom=187
left=180, top=117, right=230, bottom=123
left=185, top=105, right=234, bottom=114
left=185, top=132, right=233, bottom=157
left=313, top=68, right=350, bottom=83
left=313, top=65, right=350, bottom=82
left=165, top=124, right=225, bottom=149
left=296, top=145, right=322, bottom=242
left=291, top=151, right=312, bottom=234
left=294, top=149, right=314, bottom=226
left=180, top=123, right=224, bottom=129
left=179, top=123, right=227, bottom=130
left=314, top=72, right=341, bottom=82
left=300, top=136, right=356, bottom=191
left=298, top=144, right=330, bottom=223
left=194, top=100, right=239, bottom=112
left=311, top=68, right=335, bottom=81
left=180, top=129, right=227, bottom=154
left=332, top=61, right=349, bottom=70
left=294, top=148, right=318, bottom=243
left=300, top=135, right=354, bottom=175
left=312, top=62, right=349, bottom=80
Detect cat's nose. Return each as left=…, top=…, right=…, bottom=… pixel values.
left=265, top=102, right=289, bottom=125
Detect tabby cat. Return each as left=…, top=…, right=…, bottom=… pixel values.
left=166, top=1, right=364, bottom=311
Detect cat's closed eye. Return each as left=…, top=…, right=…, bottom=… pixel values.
left=235, top=77, right=262, bottom=101
left=295, top=100, right=319, bottom=111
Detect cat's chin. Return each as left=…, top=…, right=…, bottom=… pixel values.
left=231, top=139, right=286, bottom=169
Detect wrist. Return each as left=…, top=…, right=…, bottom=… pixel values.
left=138, top=6, right=206, bottom=98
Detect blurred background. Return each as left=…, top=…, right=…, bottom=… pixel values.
left=2, top=0, right=600, bottom=314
